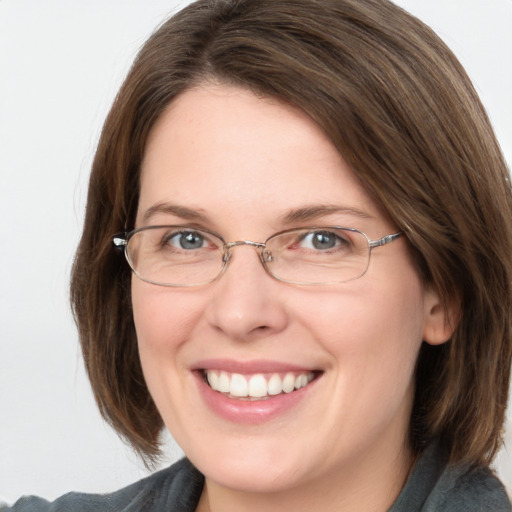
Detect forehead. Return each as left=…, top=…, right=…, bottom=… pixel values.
left=137, top=84, right=387, bottom=234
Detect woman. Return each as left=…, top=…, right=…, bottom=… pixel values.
left=5, top=0, right=511, bottom=510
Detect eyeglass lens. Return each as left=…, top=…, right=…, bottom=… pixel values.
left=124, top=226, right=372, bottom=286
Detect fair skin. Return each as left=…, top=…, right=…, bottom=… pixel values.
left=131, top=83, right=453, bottom=512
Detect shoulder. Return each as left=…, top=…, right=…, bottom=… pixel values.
left=425, top=463, right=511, bottom=512
left=391, top=442, right=511, bottom=512
left=0, top=458, right=203, bottom=512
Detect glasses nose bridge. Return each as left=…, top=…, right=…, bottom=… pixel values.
left=222, top=239, right=267, bottom=266
left=224, top=240, right=266, bottom=250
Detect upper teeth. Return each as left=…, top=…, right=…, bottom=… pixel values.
left=205, top=370, right=315, bottom=399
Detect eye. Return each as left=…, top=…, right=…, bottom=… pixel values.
left=165, top=230, right=207, bottom=250
left=299, top=230, right=348, bottom=251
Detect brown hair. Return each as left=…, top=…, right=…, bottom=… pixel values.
left=71, top=0, right=512, bottom=467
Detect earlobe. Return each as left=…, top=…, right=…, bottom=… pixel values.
left=422, top=287, right=460, bottom=346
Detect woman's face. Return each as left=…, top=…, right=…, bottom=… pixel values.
left=132, top=84, right=446, bottom=500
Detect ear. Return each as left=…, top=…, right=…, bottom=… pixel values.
left=422, top=286, right=460, bottom=346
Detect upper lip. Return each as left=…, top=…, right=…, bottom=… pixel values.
left=191, top=358, right=319, bottom=374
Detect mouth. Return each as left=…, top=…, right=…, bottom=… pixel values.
left=202, top=369, right=320, bottom=401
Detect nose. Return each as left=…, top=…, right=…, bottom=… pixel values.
left=205, top=243, right=289, bottom=341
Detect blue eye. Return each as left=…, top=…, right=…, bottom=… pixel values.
left=166, top=231, right=207, bottom=250
left=300, top=230, right=347, bottom=251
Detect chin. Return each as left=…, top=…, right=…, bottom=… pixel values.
left=180, top=432, right=314, bottom=493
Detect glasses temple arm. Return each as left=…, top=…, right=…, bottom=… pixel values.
left=369, top=232, right=402, bottom=249
left=112, top=234, right=128, bottom=251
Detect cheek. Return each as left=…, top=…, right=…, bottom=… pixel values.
left=130, top=280, right=213, bottom=422
left=130, top=280, right=207, bottom=424
left=295, top=273, right=426, bottom=390
left=131, top=280, right=205, bottom=353
left=298, top=281, right=424, bottom=348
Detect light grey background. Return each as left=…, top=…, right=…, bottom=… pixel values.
left=0, top=0, right=511, bottom=504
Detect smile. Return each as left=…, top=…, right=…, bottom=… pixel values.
left=203, top=370, right=316, bottom=400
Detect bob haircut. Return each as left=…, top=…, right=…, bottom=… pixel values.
left=71, top=0, right=512, bottom=467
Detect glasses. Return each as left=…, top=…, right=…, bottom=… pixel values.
left=113, top=225, right=401, bottom=287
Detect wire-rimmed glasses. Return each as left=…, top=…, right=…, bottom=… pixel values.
left=113, top=225, right=402, bottom=287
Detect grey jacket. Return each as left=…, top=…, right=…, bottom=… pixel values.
left=3, top=443, right=511, bottom=511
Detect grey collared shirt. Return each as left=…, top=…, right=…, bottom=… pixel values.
left=2, top=443, right=511, bottom=511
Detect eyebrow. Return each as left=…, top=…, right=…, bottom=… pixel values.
left=142, top=202, right=209, bottom=224
left=141, top=202, right=373, bottom=226
left=279, top=204, right=373, bottom=224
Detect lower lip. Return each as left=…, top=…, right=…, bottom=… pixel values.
left=194, top=372, right=319, bottom=424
